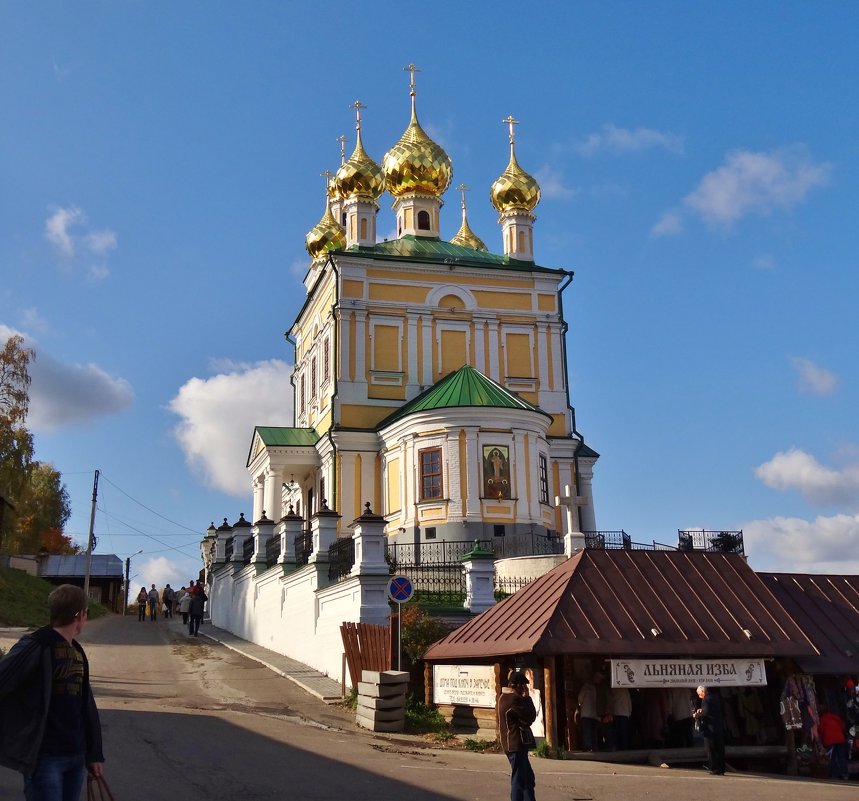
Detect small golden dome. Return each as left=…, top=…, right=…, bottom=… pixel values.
left=305, top=189, right=346, bottom=259
left=490, top=116, right=541, bottom=213
left=450, top=184, right=487, bottom=251
left=333, top=102, right=384, bottom=201
left=383, top=84, right=452, bottom=198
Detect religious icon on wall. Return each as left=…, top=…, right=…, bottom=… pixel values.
left=483, top=445, right=511, bottom=499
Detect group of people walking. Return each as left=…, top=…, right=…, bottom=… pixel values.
left=134, top=580, right=207, bottom=635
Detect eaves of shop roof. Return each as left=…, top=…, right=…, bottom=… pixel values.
left=424, top=550, right=818, bottom=661
left=334, top=236, right=568, bottom=275
left=757, top=572, right=859, bottom=674
left=377, top=364, right=551, bottom=430
left=39, top=554, right=123, bottom=578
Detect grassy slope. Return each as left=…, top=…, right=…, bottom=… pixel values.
left=0, top=566, right=108, bottom=628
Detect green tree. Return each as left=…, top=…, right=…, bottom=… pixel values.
left=11, top=462, right=73, bottom=553
left=0, top=335, right=36, bottom=552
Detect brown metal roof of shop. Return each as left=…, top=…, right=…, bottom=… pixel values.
left=757, top=572, right=859, bottom=675
left=424, top=549, right=818, bottom=661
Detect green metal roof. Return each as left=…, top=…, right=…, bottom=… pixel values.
left=254, top=427, right=320, bottom=447
left=378, top=365, right=550, bottom=429
left=341, top=236, right=564, bottom=274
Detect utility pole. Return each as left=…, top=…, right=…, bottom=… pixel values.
left=83, top=470, right=99, bottom=599
left=124, top=556, right=130, bottom=616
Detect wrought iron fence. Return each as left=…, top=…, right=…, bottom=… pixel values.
left=328, top=536, right=355, bottom=582
left=265, top=535, right=281, bottom=568
left=494, top=574, right=535, bottom=599
left=583, top=530, right=631, bottom=549
left=385, top=539, right=469, bottom=606
left=492, top=531, right=563, bottom=558
left=678, top=529, right=744, bottom=554
left=295, top=529, right=313, bottom=566
left=242, top=536, right=254, bottom=565
left=225, top=538, right=234, bottom=561
left=385, top=538, right=493, bottom=568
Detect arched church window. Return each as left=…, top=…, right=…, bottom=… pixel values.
left=417, top=210, right=431, bottom=230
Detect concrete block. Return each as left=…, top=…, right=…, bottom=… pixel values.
left=357, top=703, right=406, bottom=723
left=362, top=670, right=410, bottom=685
left=358, top=681, right=408, bottom=699
left=356, top=713, right=405, bottom=733
left=357, top=693, right=407, bottom=710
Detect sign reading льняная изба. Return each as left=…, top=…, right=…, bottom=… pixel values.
left=433, top=664, right=496, bottom=707
left=610, top=658, right=767, bottom=688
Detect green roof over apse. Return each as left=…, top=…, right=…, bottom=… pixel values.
left=254, top=427, right=320, bottom=447
left=378, top=365, right=550, bottom=429
left=342, top=236, right=564, bottom=274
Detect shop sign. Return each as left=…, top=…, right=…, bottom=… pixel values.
left=433, top=664, right=496, bottom=707
left=610, top=658, right=767, bottom=688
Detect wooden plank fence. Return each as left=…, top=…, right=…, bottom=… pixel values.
left=340, top=621, right=392, bottom=689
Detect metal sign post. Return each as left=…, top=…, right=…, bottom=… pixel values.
left=387, top=575, right=414, bottom=671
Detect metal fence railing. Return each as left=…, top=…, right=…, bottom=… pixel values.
left=294, top=529, right=313, bottom=566
left=328, top=536, right=355, bottom=582
left=265, top=535, right=281, bottom=568
left=678, top=529, right=744, bottom=554
left=242, top=536, right=254, bottom=565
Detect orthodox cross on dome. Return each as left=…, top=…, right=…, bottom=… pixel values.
left=457, top=183, right=470, bottom=211
left=403, top=63, right=421, bottom=96
left=349, top=100, right=366, bottom=132
left=321, top=169, right=334, bottom=190
left=337, top=135, right=347, bottom=164
left=502, top=115, right=519, bottom=147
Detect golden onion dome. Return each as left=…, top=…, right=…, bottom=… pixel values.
left=383, top=86, right=452, bottom=198
left=490, top=116, right=541, bottom=213
left=305, top=185, right=346, bottom=259
left=333, top=102, right=384, bottom=201
left=450, top=184, right=487, bottom=251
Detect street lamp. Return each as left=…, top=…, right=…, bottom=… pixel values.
left=123, top=550, right=143, bottom=616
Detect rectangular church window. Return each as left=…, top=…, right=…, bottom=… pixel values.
left=419, top=447, right=443, bottom=500
left=539, top=454, right=549, bottom=504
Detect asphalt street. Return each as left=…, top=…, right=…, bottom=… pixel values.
left=0, top=614, right=854, bottom=800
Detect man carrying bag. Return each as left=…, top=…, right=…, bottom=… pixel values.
left=497, top=670, right=538, bottom=801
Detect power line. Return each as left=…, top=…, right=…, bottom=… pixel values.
left=99, top=473, right=201, bottom=534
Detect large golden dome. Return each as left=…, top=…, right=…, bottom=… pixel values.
left=305, top=194, right=346, bottom=259
left=333, top=103, right=384, bottom=201
left=490, top=117, right=541, bottom=213
left=333, top=132, right=384, bottom=201
left=383, top=98, right=452, bottom=198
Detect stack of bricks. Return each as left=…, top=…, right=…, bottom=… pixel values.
left=356, top=670, right=409, bottom=732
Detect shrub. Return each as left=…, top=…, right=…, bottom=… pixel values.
left=405, top=694, right=451, bottom=735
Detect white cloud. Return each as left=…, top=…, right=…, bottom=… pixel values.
left=28, top=352, right=134, bottom=431
left=135, top=555, right=202, bottom=595
left=790, top=356, right=838, bottom=396
left=755, top=448, right=859, bottom=507
left=682, top=147, right=830, bottom=227
left=45, top=207, right=83, bottom=257
left=651, top=210, right=684, bottom=237
left=535, top=165, right=577, bottom=200
left=169, top=359, right=294, bottom=496
left=44, top=205, right=117, bottom=279
left=743, top=513, right=859, bottom=574
left=0, top=325, right=133, bottom=430
left=578, top=124, right=684, bottom=157
left=20, top=308, right=50, bottom=336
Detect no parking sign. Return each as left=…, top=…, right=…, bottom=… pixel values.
left=388, top=575, right=413, bottom=670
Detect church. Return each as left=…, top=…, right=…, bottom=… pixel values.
left=245, top=66, right=598, bottom=548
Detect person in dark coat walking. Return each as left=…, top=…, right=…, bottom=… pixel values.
left=188, top=587, right=206, bottom=636
left=497, top=671, right=538, bottom=801
left=0, top=584, right=104, bottom=800
left=694, top=685, right=725, bottom=774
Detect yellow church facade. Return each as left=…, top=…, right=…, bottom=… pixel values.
left=246, top=70, right=598, bottom=548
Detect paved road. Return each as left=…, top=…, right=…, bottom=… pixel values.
left=0, top=615, right=855, bottom=800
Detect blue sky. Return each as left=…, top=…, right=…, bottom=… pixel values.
left=2, top=1, right=857, bottom=589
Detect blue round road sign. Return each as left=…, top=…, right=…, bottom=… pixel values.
left=388, top=575, right=414, bottom=603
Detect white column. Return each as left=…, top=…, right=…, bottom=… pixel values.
left=252, top=476, right=265, bottom=525
left=350, top=504, right=388, bottom=576
left=487, top=320, right=500, bottom=381
left=264, top=467, right=280, bottom=522
left=354, top=311, right=367, bottom=385
left=421, top=314, right=432, bottom=387
left=463, top=427, right=480, bottom=521
left=406, top=312, right=419, bottom=398
left=549, top=323, right=563, bottom=393
left=340, top=309, right=352, bottom=382
left=462, top=545, right=496, bottom=613
left=536, top=321, right=548, bottom=392
left=577, top=463, right=597, bottom=533
left=474, top=318, right=486, bottom=375
left=513, top=430, right=527, bottom=510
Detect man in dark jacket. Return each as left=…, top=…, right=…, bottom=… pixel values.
left=497, top=670, right=538, bottom=801
left=0, top=584, right=104, bottom=800
left=694, top=685, right=725, bottom=775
